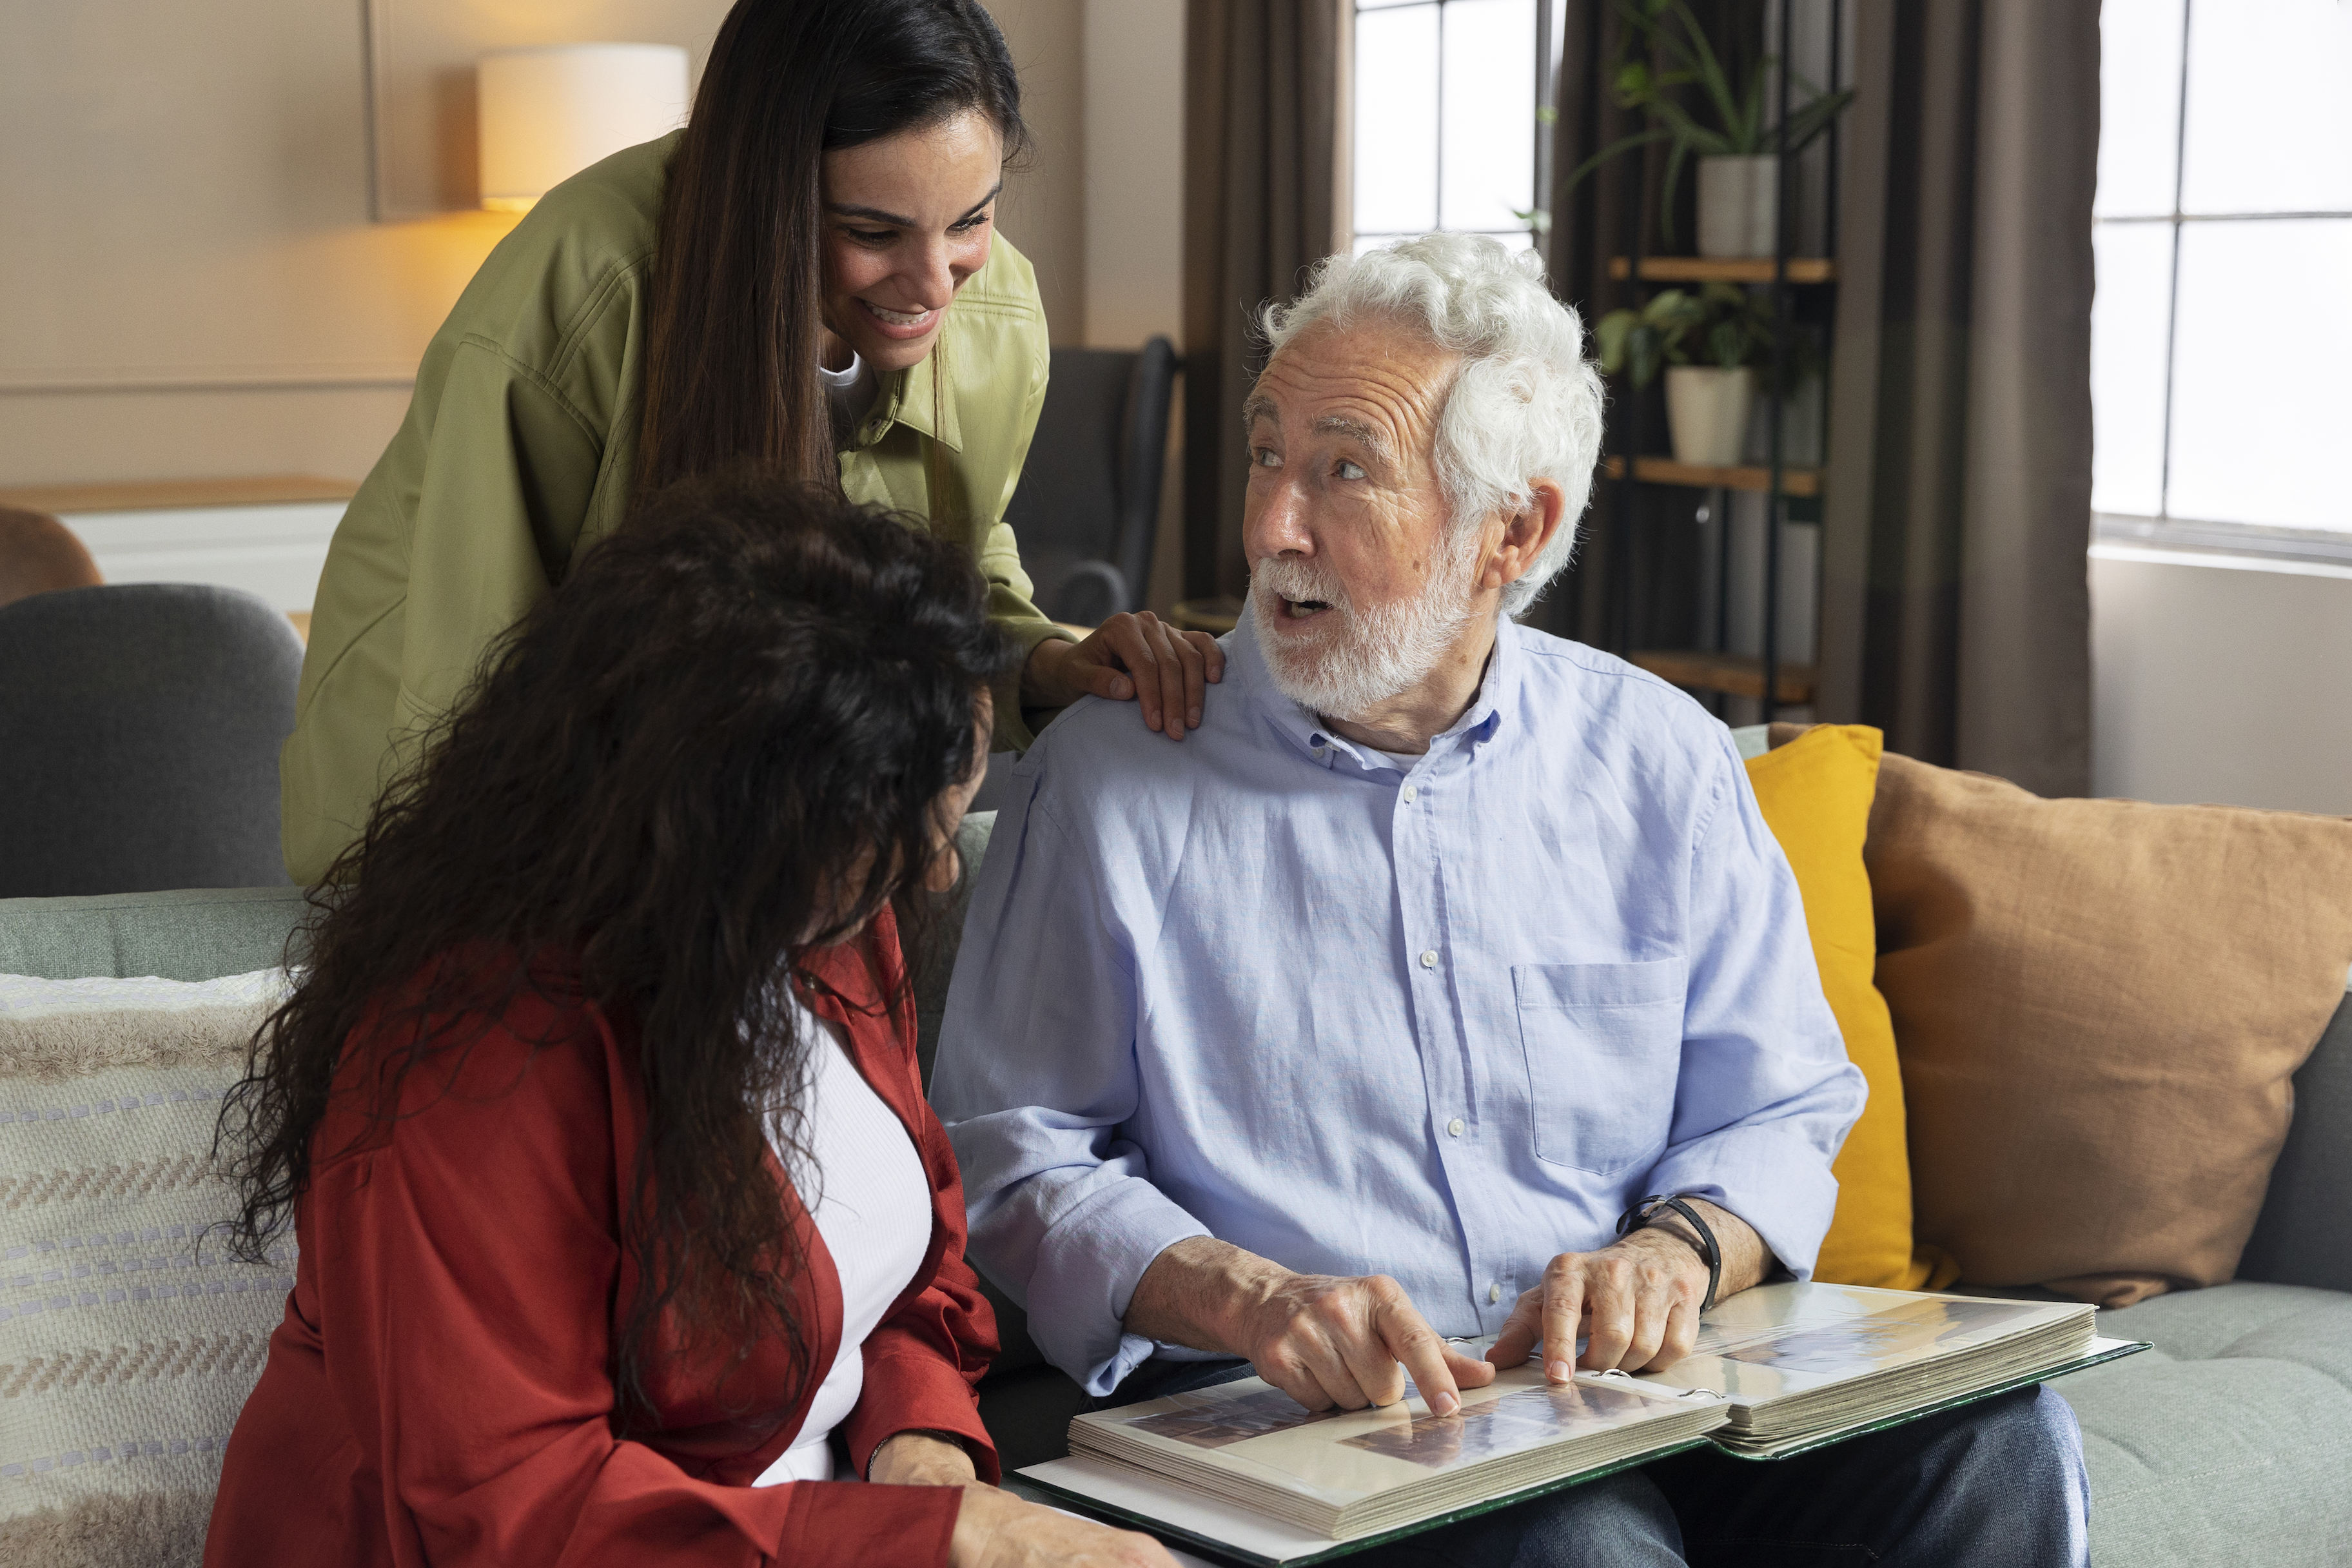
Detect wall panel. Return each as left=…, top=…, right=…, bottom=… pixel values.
left=0, top=0, right=1087, bottom=488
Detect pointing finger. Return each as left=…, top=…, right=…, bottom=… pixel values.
left=1542, top=1259, right=1587, bottom=1383
left=1378, top=1297, right=1464, bottom=1416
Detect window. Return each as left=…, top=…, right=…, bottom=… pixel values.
left=2092, top=0, right=2352, bottom=556
left=1349, top=0, right=1568, bottom=255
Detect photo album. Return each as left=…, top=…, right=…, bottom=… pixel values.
left=1015, top=1283, right=2145, bottom=1566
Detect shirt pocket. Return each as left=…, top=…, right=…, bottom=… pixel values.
left=1513, top=959, right=1688, bottom=1175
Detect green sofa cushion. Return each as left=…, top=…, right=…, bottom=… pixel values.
left=0, top=813, right=1001, bottom=1001
left=0, top=887, right=309, bottom=984
left=2061, top=1282, right=2352, bottom=1567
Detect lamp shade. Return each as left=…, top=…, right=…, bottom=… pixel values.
left=477, top=44, right=689, bottom=211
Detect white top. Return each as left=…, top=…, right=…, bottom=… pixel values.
left=818, top=351, right=879, bottom=427
left=752, top=998, right=936, bottom=1485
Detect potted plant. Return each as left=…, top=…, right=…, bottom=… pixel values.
left=1596, top=282, right=1808, bottom=466
left=1564, top=0, right=1851, bottom=258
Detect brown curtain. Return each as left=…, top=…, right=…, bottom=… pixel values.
left=1818, top=0, right=2099, bottom=797
left=1182, top=0, right=1341, bottom=602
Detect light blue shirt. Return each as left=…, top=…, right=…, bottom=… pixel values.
left=932, top=613, right=1864, bottom=1396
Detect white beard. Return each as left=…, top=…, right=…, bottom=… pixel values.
left=1249, top=529, right=1484, bottom=721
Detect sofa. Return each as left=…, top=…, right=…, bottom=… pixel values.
left=4, top=805, right=2349, bottom=1565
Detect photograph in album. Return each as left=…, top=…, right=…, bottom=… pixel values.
left=1021, top=1284, right=2141, bottom=1562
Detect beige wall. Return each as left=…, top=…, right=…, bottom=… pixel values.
left=1081, top=0, right=1182, bottom=349
left=990, top=0, right=1088, bottom=347
left=0, top=0, right=1091, bottom=489
left=2091, top=550, right=2352, bottom=816
left=1, top=1, right=513, bottom=485
left=1079, top=0, right=1184, bottom=613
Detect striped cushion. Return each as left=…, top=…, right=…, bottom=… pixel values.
left=0, top=970, right=295, bottom=1565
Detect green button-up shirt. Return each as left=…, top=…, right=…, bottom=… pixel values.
left=281, top=133, right=1065, bottom=885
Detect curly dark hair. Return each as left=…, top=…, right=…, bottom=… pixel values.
left=217, top=476, right=1015, bottom=1422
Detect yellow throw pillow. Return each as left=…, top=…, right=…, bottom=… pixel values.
left=1743, top=724, right=1955, bottom=1291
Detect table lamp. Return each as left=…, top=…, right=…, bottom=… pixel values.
left=477, top=44, right=691, bottom=213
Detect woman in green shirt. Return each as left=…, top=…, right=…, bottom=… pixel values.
left=282, top=0, right=1220, bottom=885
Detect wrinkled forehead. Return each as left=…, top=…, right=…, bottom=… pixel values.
left=1247, top=318, right=1460, bottom=461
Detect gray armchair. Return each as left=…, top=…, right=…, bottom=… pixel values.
left=0, top=583, right=303, bottom=897
left=1001, top=338, right=1179, bottom=627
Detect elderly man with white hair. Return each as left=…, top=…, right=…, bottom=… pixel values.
left=933, top=233, right=2089, bottom=1566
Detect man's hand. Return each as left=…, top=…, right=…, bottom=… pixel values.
left=1126, top=1237, right=1497, bottom=1416
left=1234, top=1269, right=1500, bottom=1416
left=1487, top=1198, right=1769, bottom=1378
left=1021, top=613, right=1225, bottom=739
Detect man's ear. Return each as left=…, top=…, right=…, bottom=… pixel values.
left=1480, top=479, right=1569, bottom=591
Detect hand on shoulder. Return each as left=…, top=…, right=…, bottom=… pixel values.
left=1021, top=613, right=1224, bottom=741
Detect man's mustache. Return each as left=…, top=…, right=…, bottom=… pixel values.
left=1253, top=559, right=1351, bottom=612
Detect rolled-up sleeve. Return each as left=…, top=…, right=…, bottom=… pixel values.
left=1645, top=734, right=1867, bottom=1280
left=929, top=774, right=1211, bottom=1395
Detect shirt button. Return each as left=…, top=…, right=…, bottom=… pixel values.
left=1446, top=1117, right=1465, bottom=1137
left=1401, top=785, right=1418, bottom=805
left=1418, top=950, right=1438, bottom=970
left=1489, top=1282, right=1502, bottom=1304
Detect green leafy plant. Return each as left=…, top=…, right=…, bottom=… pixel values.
left=1562, top=0, right=1853, bottom=248
left=1595, top=282, right=1805, bottom=388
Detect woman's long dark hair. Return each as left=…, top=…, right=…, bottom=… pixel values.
left=219, top=477, right=1015, bottom=1420
left=638, top=0, right=1028, bottom=494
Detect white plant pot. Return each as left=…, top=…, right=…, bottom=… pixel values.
left=1665, top=365, right=1758, bottom=467
left=1696, top=154, right=1778, bottom=258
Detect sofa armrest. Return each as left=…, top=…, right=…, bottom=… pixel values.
left=2237, top=992, right=2352, bottom=1292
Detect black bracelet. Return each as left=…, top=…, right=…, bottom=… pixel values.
left=1616, top=1193, right=1723, bottom=1312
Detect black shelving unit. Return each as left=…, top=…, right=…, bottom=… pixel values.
left=1598, top=0, right=1843, bottom=723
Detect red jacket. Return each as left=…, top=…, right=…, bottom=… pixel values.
left=206, top=908, right=1000, bottom=1567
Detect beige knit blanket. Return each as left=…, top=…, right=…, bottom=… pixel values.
left=0, top=970, right=297, bottom=1567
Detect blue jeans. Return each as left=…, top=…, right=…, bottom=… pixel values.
left=1097, top=1361, right=2090, bottom=1567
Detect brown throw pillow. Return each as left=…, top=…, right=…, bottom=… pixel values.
left=1837, top=741, right=2352, bottom=1308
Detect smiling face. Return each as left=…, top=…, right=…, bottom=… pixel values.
left=1241, top=318, right=1492, bottom=720
left=818, top=109, right=1005, bottom=374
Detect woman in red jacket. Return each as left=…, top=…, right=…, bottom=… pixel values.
left=208, top=478, right=1170, bottom=1567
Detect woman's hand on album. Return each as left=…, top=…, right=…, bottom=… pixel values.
left=871, top=1430, right=981, bottom=1487
left=1020, top=613, right=1224, bottom=740
left=1485, top=1198, right=1768, bottom=1378
left=948, top=1482, right=1179, bottom=1568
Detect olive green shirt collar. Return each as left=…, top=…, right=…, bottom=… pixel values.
left=861, top=340, right=965, bottom=454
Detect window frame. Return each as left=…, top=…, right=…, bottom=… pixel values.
left=2092, top=0, right=2352, bottom=561
left=1345, top=0, right=1565, bottom=256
